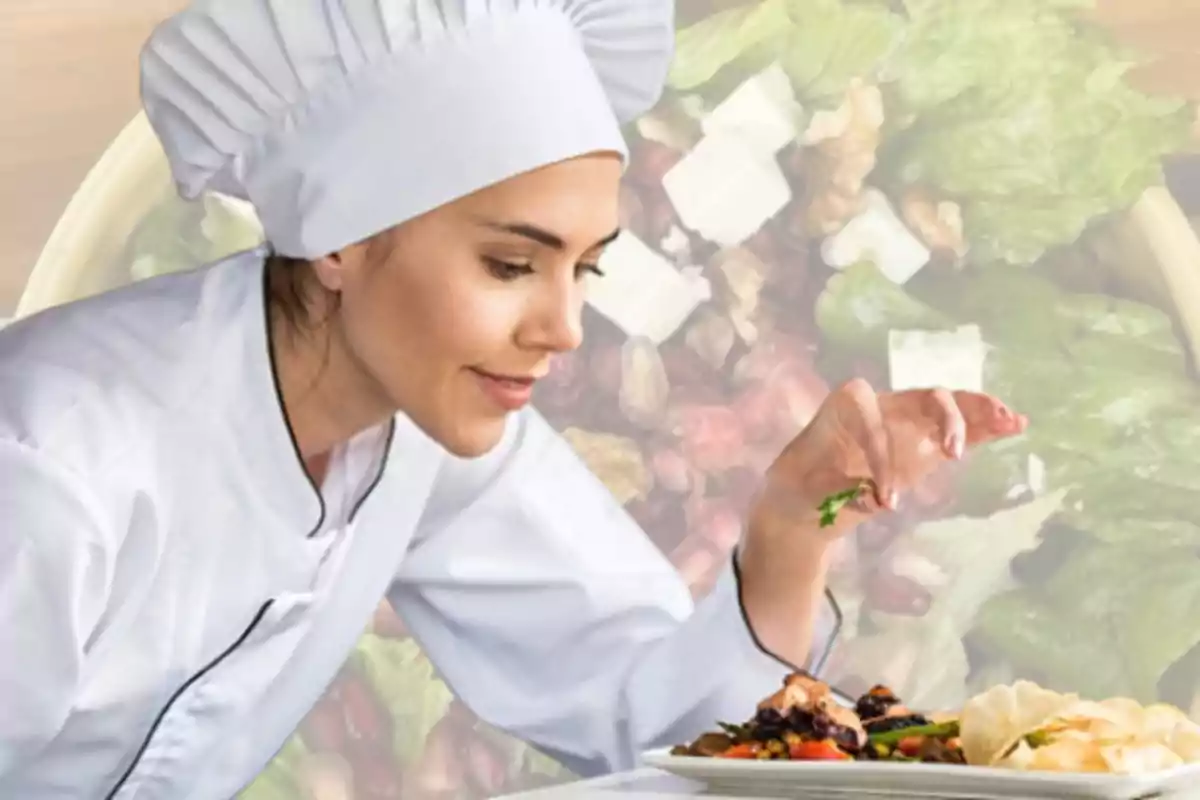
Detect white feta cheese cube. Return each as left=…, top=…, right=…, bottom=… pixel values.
left=587, top=232, right=712, bottom=344
left=660, top=224, right=691, bottom=259
left=1027, top=453, right=1046, bottom=496
left=701, top=62, right=802, bottom=155
left=821, top=188, right=932, bottom=284
left=662, top=132, right=792, bottom=248
left=887, top=325, right=987, bottom=393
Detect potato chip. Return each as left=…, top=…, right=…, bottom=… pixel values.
left=997, top=735, right=1109, bottom=773
left=1048, top=699, right=1197, bottom=747
left=1141, top=703, right=1197, bottom=738
left=1044, top=698, right=1143, bottom=740
left=958, top=681, right=1080, bottom=766
left=1165, top=724, right=1200, bottom=761
left=964, top=682, right=1200, bottom=775
left=1099, top=741, right=1183, bottom=774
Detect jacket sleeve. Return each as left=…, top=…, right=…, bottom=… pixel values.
left=389, top=408, right=839, bottom=778
left=0, top=439, right=112, bottom=777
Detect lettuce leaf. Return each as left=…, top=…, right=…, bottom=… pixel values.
left=667, top=0, right=793, bottom=92
left=778, top=0, right=905, bottom=103
left=833, top=492, right=1064, bottom=711
left=977, top=543, right=1200, bottom=701
left=352, top=635, right=455, bottom=768
left=877, top=0, right=1194, bottom=265
left=666, top=0, right=1191, bottom=266
left=119, top=192, right=263, bottom=281
left=814, top=261, right=954, bottom=358
left=974, top=587, right=1134, bottom=700
left=669, top=0, right=904, bottom=107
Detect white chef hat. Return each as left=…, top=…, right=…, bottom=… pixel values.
left=139, top=0, right=674, bottom=259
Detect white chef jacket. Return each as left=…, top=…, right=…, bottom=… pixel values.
left=0, top=249, right=835, bottom=799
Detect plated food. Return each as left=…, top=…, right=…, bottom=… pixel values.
left=671, top=674, right=964, bottom=764
left=671, top=675, right=1200, bottom=776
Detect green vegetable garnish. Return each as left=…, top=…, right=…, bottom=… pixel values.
left=818, top=480, right=871, bottom=527
left=718, top=721, right=752, bottom=740
left=998, top=729, right=1054, bottom=760
left=867, top=720, right=960, bottom=745
left=1024, top=730, right=1051, bottom=748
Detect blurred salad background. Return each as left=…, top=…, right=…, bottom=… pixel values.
left=15, top=0, right=1200, bottom=797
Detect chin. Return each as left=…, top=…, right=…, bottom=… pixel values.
left=433, top=416, right=509, bottom=460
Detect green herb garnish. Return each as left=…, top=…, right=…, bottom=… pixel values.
left=867, top=720, right=960, bottom=746
left=818, top=480, right=871, bottom=527
left=1024, top=730, right=1051, bottom=748
left=998, top=728, right=1053, bottom=760
left=717, top=721, right=752, bottom=740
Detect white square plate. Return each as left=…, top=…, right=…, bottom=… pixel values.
left=641, top=748, right=1200, bottom=799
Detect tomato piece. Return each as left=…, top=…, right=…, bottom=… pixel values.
left=897, top=737, right=924, bottom=757
left=788, top=739, right=851, bottom=761
left=718, top=743, right=760, bottom=759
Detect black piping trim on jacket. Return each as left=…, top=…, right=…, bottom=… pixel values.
left=261, top=264, right=328, bottom=539
left=729, top=551, right=853, bottom=707
left=261, top=258, right=396, bottom=534
left=104, top=260, right=401, bottom=798
left=104, top=602, right=274, bottom=799
left=348, top=419, right=395, bottom=523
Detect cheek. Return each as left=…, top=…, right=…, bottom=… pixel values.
left=427, top=289, right=523, bottom=369
left=344, top=269, right=517, bottom=380
left=339, top=285, right=425, bottom=383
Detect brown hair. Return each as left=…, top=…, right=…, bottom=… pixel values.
left=266, top=231, right=393, bottom=336
left=265, top=249, right=340, bottom=338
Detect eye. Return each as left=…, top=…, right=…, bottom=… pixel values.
left=483, top=258, right=534, bottom=281
left=576, top=263, right=605, bottom=280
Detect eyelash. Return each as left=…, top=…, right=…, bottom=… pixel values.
left=483, top=258, right=605, bottom=282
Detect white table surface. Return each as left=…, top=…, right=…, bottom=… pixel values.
left=497, top=767, right=1200, bottom=800
left=498, top=769, right=718, bottom=799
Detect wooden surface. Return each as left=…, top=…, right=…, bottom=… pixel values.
left=0, top=0, right=186, bottom=315
left=0, top=0, right=1196, bottom=317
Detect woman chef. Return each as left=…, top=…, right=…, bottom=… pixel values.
left=0, top=0, right=1026, bottom=797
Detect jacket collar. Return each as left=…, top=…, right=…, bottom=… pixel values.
left=223, top=250, right=329, bottom=536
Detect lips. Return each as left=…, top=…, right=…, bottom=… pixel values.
left=470, top=368, right=540, bottom=411
left=471, top=368, right=538, bottom=386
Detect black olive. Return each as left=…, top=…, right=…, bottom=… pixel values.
left=755, top=708, right=784, bottom=726
left=854, top=696, right=890, bottom=721
left=785, top=708, right=816, bottom=735
left=811, top=713, right=835, bottom=740
left=750, top=723, right=786, bottom=742
left=854, top=686, right=901, bottom=721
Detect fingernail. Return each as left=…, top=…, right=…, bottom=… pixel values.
left=945, top=434, right=964, bottom=460
left=888, top=490, right=899, bottom=510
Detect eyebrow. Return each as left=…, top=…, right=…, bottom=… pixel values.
left=480, top=220, right=622, bottom=252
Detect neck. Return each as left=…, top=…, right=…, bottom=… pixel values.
left=267, top=301, right=394, bottom=463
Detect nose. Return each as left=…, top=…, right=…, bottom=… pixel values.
left=522, top=278, right=584, bottom=353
